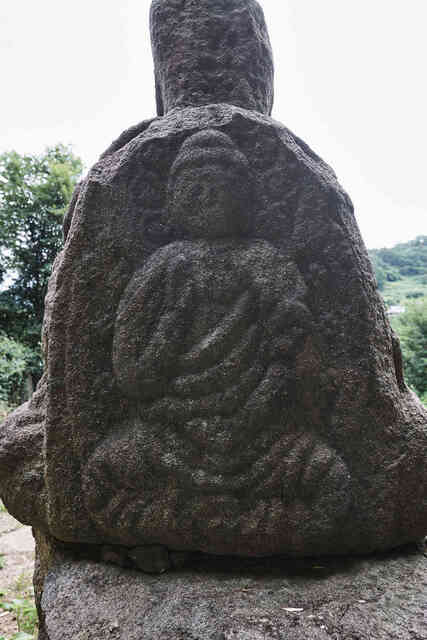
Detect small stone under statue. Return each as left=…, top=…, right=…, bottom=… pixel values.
left=0, top=1, right=426, bottom=638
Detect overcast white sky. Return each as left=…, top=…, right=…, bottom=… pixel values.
left=1, top=0, right=426, bottom=249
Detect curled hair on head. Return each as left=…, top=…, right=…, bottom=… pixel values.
left=169, top=129, right=250, bottom=183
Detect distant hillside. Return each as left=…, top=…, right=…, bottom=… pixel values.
left=369, top=236, right=427, bottom=306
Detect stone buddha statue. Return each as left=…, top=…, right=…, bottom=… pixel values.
left=82, top=129, right=351, bottom=554
left=0, top=0, right=425, bottom=569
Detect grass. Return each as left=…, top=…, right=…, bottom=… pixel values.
left=12, top=576, right=31, bottom=598
left=0, top=574, right=37, bottom=640
left=0, top=596, right=37, bottom=634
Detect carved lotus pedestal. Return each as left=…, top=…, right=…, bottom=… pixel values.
left=0, top=1, right=426, bottom=637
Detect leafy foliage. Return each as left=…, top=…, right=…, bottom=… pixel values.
left=369, top=236, right=427, bottom=290
left=391, top=300, right=427, bottom=400
left=369, top=237, right=426, bottom=405
left=369, top=236, right=427, bottom=301
left=0, top=335, right=35, bottom=405
left=0, top=145, right=82, bottom=397
left=0, top=599, right=37, bottom=635
left=0, top=572, right=37, bottom=639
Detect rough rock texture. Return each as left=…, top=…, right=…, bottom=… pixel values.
left=39, top=546, right=427, bottom=640
left=3, top=101, right=424, bottom=557
left=150, top=0, right=274, bottom=116
left=2, top=0, right=427, bottom=636
left=0, top=0, right=426, bottom=562
left=0, top=380, right=47, bottom=528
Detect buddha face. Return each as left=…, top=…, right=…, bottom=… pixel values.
left=167, top=130, right=253, bottom=239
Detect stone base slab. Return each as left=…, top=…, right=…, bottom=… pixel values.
left=39, top=545, right=427, bottom=640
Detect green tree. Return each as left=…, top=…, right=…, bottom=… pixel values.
left=0, top=145, right=82, bottom=392
left=369, top=236, right=427, bottom=287
left=0, top=334, right=34, bottom=405
left=392, top=299, right=427, bottom=402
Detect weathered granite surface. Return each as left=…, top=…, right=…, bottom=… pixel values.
left=1, top=98, right=425, bottom=557
left=39, top=545, right=427, bottom=640
left=150, top=0, right=274, bottom=116
left=0, top=0, right=426, bottom=568
left=2, top=0, right=427, bottom=637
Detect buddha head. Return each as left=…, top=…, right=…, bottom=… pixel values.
left=167, top=129, right=253, bottom=239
